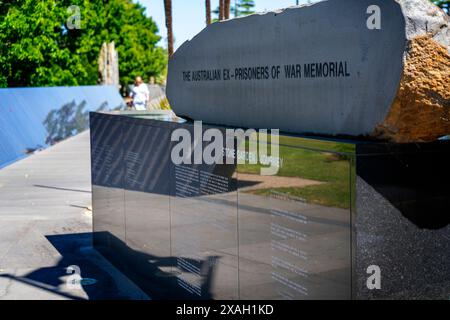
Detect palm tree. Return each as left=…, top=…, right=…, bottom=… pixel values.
left=219, top=0, right=225, bottom=20
left=224, top=0, right=231, bottom=19
left=163, top=0, right=174, bottom=57
left=205, top=0, right=211, bottom=25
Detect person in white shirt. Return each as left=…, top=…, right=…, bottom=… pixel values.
left=130, top=76, right=149, bottom=110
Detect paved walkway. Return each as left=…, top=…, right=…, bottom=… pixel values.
left=0, top=131, right=148, bottom=300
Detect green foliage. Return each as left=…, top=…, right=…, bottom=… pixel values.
left=236, top=0, right=255, bottom=16
left=0, top=0, right=167, bottom=88
left=213, top=0, right=256, bottom=21
left=432, top=0, right=449, bottom=13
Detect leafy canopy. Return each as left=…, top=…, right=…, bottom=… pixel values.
left=212, top=0, right=256, bottom=21
left=432, top=0, right=449, bottom=13
left=0, top=0, right=167, bottom=88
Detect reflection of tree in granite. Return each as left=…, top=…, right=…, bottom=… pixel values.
left=96, top=101, right=109, bottom=112
left=44, top=100, right=109, bottom=145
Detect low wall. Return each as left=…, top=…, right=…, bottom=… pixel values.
left=0, top=85, right=124, bottom=168
left=90, top=111, right=449, bottom=299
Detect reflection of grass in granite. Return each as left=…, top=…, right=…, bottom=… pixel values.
left=249, top=182, right=350, bottom=209
left=237, top=137, right=352, bottom=209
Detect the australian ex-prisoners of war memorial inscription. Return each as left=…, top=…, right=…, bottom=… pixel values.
left=90, top=0, right=450, bottom=300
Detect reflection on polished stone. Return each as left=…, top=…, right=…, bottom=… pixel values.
left=0, top=85, right=124, bottom=168
left=237, top=141, right=351, bottom=300
left=90, top=112, right=352, bottom=299
left=90, top=112, right=450, bottom=300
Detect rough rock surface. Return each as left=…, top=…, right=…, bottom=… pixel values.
left=374, top=0, right=450, bottom=142
left=375, top=36, right=450, bottom=142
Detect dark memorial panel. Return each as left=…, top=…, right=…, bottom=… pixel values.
left=122, top=120, right=173, bottom=297
left=90, top=113, right=353, bottom=299
left=90, top=114, right=126, bottom=253
left=123, top=121, right=171, bottom=257
left=170, top=124, right=238, bottom=299
left=237, top=135, right=351, bottom=299
left=90, top=112, right=449, bottom=299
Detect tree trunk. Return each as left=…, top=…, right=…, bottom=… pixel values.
left=205, top=0, right=211, bottom=25
left=219, top=0, right=225, bottom=21
left=164, top=0, right=174, bottom=57
left=224, top=0, right=231, bottom=19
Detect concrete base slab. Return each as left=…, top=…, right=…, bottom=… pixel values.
left=0, top=131, right=148, bottom=300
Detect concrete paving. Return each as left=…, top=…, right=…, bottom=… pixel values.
left=0, top=131, right=148, bottom=300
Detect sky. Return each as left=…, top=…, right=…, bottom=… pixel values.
left=138, top=0, right=310, bottom=50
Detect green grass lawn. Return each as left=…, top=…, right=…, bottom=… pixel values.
left=237, top=136, right=353, bottom=209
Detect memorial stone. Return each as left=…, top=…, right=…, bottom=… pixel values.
left=167, top=0, right=449, bottom=142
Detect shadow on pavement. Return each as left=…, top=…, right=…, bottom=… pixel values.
left=0, top=233, right=142, bottom=300
left=0, top=232, right=218, bottom=300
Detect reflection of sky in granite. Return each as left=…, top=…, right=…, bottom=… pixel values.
left=0, top=86, right=124, bottom=168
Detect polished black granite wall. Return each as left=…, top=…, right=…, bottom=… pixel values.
left=0, top=85, right=124, bottom=168
left=90, top=112, right=449, bottom=300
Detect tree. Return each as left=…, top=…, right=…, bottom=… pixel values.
left=164, top=0, right=174, bottom=57
left=224, top=0, right=231, bottom=19
left=432, top=0, right=449, bottom=13
left=213, top=0, right=255, bottom=21
left=219, top=0, right=225, bottom=20
left=206, top=0, right=212, bottom=25
left=0, top=0, right=167, bottom=88
left=236, top=0, right=255, bottom=16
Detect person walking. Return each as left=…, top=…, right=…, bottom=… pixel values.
left=130, top=76, right=149, bottom=110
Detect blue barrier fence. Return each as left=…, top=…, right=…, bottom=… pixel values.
left=0, top=85, right=124, bottom=168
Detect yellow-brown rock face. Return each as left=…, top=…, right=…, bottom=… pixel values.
left=374, top=36, right=450, bottom=142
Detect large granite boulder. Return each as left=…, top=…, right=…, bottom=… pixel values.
left=167, top=0, right=449, bottom=142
